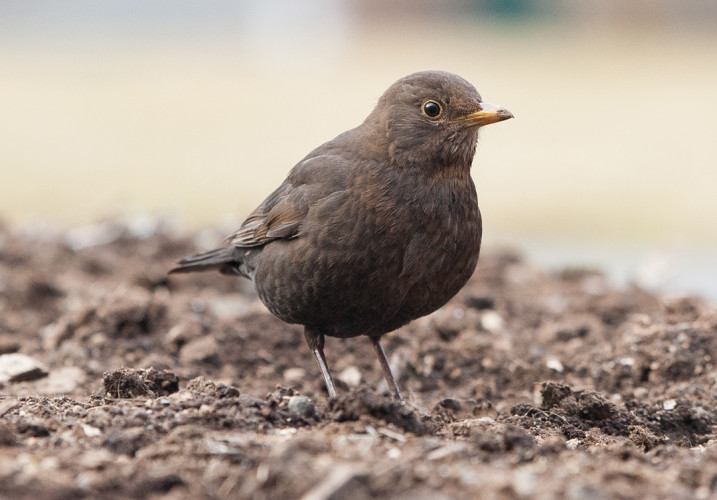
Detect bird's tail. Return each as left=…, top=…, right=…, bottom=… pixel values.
left=169, top=247, right=238, bottom=274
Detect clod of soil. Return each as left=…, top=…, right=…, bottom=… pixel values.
left=103, top=368, right=180, bottom=398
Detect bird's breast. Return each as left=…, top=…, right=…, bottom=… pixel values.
left=383, top=173, right=482, bottom=328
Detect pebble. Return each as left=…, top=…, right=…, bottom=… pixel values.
left=35, top=366, right=85, bottom=394
left=80, top=424, right=102, bottom=438
left=481, top=311, right=505, bottom=334
left=283, top=367, right=306, bottom=384
left=337, top=366, right=362, bottom=387
left=164, top=322, right=203, bottom=350
left=565, top=438, right=581, bottom=450
left=619, top=357, right=635, bottom=367
left=287, top=395, right=315, bottom=419
left=0, top=353, right=48, bottom=383
left=546, top=357, right=565, bottom=373
left=179, top=336, right=219, bottom=364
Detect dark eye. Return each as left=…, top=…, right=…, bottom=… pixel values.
left=422, top=100, right=442, bottom=119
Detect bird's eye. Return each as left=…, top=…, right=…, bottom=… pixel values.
left=422, top=100, right=443, bottom=119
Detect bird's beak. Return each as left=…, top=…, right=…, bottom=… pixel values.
left=450, top=103, right=514, bottom=128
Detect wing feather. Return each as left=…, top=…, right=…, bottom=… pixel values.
left=226, top=154, right=351, bottom=248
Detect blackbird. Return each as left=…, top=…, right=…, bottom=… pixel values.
left=170, top=71, right=512, bottom=400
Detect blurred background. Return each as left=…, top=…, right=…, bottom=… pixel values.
left=1, top=0, right=715, bottom=300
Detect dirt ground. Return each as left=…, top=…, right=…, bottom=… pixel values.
left=1, top=219, right=716, bottom=499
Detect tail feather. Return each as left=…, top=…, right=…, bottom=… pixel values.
left=169, top=247, right=238, bottom=274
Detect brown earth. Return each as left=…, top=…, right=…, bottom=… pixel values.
left=1, top=219, right=716, bottom=499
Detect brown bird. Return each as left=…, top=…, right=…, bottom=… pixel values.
left=170, top=71, right=512, bottom=400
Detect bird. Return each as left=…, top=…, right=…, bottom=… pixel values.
left=170, top=70, right=513, bottom=401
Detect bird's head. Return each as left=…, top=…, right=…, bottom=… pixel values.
left=363, top=71, right=513, bottom=173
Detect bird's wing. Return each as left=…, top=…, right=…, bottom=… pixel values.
left=227, top=153, right=351, bottom=247
left=228, top=182, right=307, bottom=247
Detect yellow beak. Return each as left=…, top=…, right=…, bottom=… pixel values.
left=449, top=102, right=514, bottom=128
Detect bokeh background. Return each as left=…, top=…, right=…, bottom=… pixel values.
left=1, top=1, right=716, bottom=300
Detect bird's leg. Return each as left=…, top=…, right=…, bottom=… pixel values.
left=304, top=328, right=338, bottom=399
left=372, top=337, right=403, bottom=401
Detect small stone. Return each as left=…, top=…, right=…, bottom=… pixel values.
left=565, top=438, right=580, bottom=450
left=663, top=399, right=677, bottom=410
left=337, top=366, right=362, bottom=388
left=80, top=423, right=102, bottom=437
left=0, top=353, right=48, bottom=383
left=619, top=357, right=635, bottom=367
left=164, top=322, right=203, bottom=350
left=546, top=357, right=564, bottom=373
left=480, top=311, right=505, bottom=334
left=179, top=336, right=219, bottom=365
left=287, top=395, right=315, bottom=419
left=283, top=367, right=306, bottom=384
left=35, top=366, right=85, bottom=394
left=125, top=214, right=159, bottom=239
